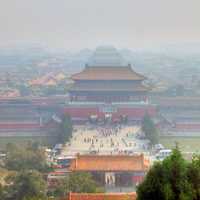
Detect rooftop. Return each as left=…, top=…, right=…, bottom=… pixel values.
left=71, top=66, right=145, bottom=81
left=70, top=81, right=149, bottom=92
left=69, top=154, right=149, bottom=172
left=68, top=192, right=137, bottom=200
left=71, top=46, right=145, bottom=81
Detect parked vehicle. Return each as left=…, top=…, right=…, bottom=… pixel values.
left=156, top=149, right=172, bottom=161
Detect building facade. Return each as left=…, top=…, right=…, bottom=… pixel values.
left=69, top=154, right=149, bottom=187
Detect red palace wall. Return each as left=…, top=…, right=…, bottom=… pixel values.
left=0, top=121, right=56, bottom=130
left=63, top=105, right=157, bottom=121
left=175, top=123, right=200, bottom=130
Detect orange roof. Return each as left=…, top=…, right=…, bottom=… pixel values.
left=29, top=72, right=65, bottom=86
left=68, top=192, right=137, bottom=200
left=69, top=154, right=149, bottom=172
left=71, top=66, right=146, bottom=81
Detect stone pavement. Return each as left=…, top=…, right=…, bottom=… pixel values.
left=61, top=125, right=150, bottom=156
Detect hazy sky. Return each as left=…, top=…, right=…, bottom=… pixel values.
left=0, top=0, right=200, bottom=49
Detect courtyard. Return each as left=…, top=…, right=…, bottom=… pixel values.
left=61, top=125, right=150, bottom=156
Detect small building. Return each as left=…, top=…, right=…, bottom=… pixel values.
left=69, top=154, right=149, bottom=187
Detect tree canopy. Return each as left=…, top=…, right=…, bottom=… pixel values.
left=2, top=170, right=47, bottom=200
left=58, top=113, right=73, bottom=144
left=51, top=172, right=104, bottom=198
left=141, top=114, right=159, bottom=145
left=186, top=155, right=200, bottom=200
left=137, top=148, right=200, bottom=200
left=4, top=142, right=50, bottom=172
left=0, top=184, right=4, bottom=200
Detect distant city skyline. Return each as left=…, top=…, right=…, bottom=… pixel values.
left=0, top=0, right=200, bottom=50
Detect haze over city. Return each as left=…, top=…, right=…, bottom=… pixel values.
left=0, top=1, right=200, bottom=200
left=1, top=0, right=200, bottom=49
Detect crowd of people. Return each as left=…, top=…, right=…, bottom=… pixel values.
left=97, top=125, right=121, bottom=137
left=62, top=125, right=150, bottom=156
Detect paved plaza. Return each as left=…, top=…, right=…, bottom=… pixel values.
left=61, top=125, right=150, bottom=156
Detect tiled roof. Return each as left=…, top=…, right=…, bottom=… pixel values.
left=29, top=72, right=66, bottom=86
left=69, top=155, right=149, bottom=172
left=69, top=82, right=149, bottom=92
left=71, top=67, right=145, bottom=81
left=68, top=192, right=137, bottom=200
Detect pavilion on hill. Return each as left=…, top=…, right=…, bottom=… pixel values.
left=65, top=46, right=156, bottom=122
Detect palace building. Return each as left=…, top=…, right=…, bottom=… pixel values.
left=65, top=46, right=156, bottom=122
left=69, top=154, right=149, bottom=187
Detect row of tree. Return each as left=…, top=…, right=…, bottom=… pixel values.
left=4, top=142, right=50, bottom=172
left=0, top=141, right=102, bottom=200
left=141, top=114, right=159, bottom=145
left=50, top=172, right=104, bottom=198
left=137, top=148, right=200, bottom=200
left=0, top=171, right=103, bottom=200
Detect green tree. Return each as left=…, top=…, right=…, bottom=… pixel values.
left=4, top=170, right=47, bottom=200
left=186, top=155, right=200, bottom=200
left=58, top=114, right=73, bottom=144
left=137, top=148, right=194, bottom=200
left=162, top=148, right=190, bottom=200
left=51, top=172, right=104, bottom=197
left=0, top=184, right=5, bottom=200
left=142, top=114, right=159, bottom=145
left=23, top=197, right=47, bottom=200
left=137, top=162, right=166, bottom=200
left=66, top=172, right=103, bottom=193
left=5, top=143, right=50, bottom=172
